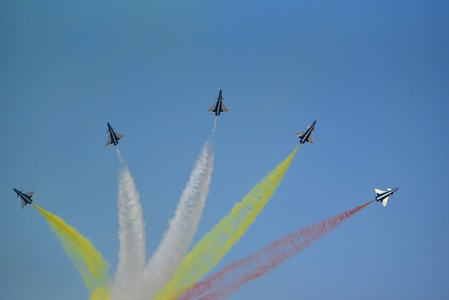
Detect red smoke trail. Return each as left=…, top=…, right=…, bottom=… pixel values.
left=179, top=200, right=374, bottom=300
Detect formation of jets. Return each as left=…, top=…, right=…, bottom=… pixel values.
left=13, top=90, right=399, bottom=209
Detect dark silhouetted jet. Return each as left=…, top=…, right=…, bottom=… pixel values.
left=295, top=120, right=317, bottom=144
left=13, top=188, right=34, bottom=209
left=106, top=122, right=124, bottom=146
left=374, top=187, right=399, bottom=207
left=208, top=89, right=229, bottom=116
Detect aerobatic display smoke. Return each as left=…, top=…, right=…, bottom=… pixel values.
left=212, top=116, right=218, bottom=135
left=112, top=148, right=146, bottom=300
left=137, top=139, right=215, bottom=299
left=23, top=116, right=385, bottom=300
left=178, top=200, right=374, bottom=300
left=33, top=204, right=110, bottom=299
left=153, top=145, right=300, bottom=300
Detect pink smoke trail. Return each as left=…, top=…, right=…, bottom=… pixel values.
left=179, top=200, right=374, bottom=300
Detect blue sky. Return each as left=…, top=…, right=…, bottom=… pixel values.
left=1, top=1, right=449, bottom=299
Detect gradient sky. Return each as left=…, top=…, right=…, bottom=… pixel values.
left=1, top=1, right=448, bottom=299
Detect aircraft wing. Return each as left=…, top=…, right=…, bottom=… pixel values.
left=208, top=104, right=217, bottom=112
left=221, top=103, right=229, bottom=112
left=375, top=188, right=385, bottom=195
left=116, top=133, right=124, bottom=139
left=294, top=131, right=305, bottom=138
left=106, top=137, right=112, bottom=146
left=381, top=197, right=389, bottom=207
left=21, top=199, right=27, bottom=209
left=25, top=192, right=34, bottom=197
left=308, top=134, right=314, bottom=144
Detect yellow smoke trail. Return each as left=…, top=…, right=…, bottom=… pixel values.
left=89, top=287, right=111, bottom=300
left=154, top=145, right=299, bottom=300
left=33, top=204, right=111, bottom=298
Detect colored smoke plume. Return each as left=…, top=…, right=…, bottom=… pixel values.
left=154, top=146, right=299, bottom=300
left=180, top=200, right=374, bottom=300
left=33, top=204, right=110, bottom=294
left=90, top=287, right=111, bottom=300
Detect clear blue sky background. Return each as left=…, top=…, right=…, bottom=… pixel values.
left=1, top=1, right=448, bottom=299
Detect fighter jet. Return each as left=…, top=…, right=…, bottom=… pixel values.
left=106, top=122, right=124, bottom=146
left=295, top=120, right=317, bottom=144
left=374, top=187, right=399, bottom=207
left=13, top=188, right=34, bottom=209
left=208, top=89, right=229, bottom=116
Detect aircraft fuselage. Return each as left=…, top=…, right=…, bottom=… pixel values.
left=375, top=187, right=398, bottom=201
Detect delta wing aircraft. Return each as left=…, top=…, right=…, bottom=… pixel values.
left=295, top=120, right=317, bottom=144
left=374, top=187, right=399, bottom=207
left=106, top=122, right=124, bottom=146
left=208, top=89, right=229, bottom=116
left=13, top=188, right=34, bottom=209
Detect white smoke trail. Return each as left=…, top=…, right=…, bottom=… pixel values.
left=112, top=148, right=146, bottom=300
left=115, top=147, right=124, bottom=164
left=212, top=116, right=218, bottom=136
left=136, top=139, right=215, bottom=299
